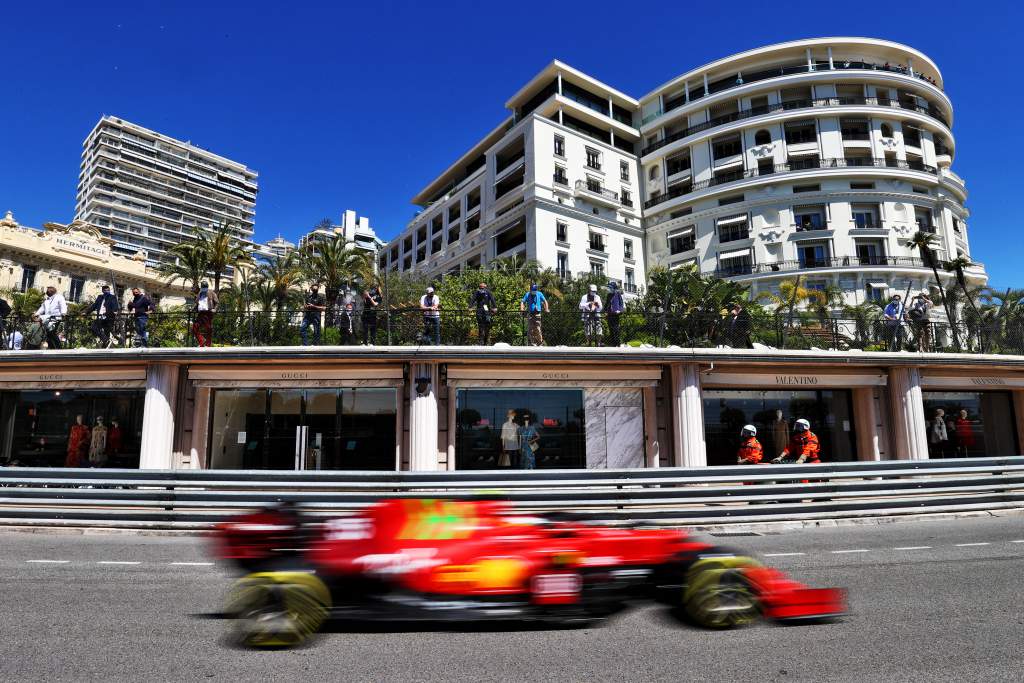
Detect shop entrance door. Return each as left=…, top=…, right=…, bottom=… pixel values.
left=268, top=389, right=341, bottom=471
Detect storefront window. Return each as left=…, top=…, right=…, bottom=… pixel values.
left=703, top=389, right=857, bottom=466
left=208, top=388, right=397, bottom=470
left=921, top=391, right=1018, bottom=458
left=455, top=389, right=585, bottom=469
left=0, top=389, right=144, bottom=467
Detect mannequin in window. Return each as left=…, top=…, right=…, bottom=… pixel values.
left=771, top=409, right=789, bottom=460
left=954, top=409, right=974, bottom=457
left=89, top=416, right=108, bottom=466
left=106, top=418, right=123, bottom=460
left=499, top=410, right=519, bottom=468
left=65, top=415, right=90, bottom=468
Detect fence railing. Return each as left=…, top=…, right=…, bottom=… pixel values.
left=1, top=309, right=1021, bottom=355
left=0, top=457, right=1021, bottom=528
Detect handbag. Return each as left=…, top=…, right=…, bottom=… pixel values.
left=528, top=437, right=540, bottom=453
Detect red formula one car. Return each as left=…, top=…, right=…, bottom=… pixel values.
left=212, top=499, right=845, bottom=647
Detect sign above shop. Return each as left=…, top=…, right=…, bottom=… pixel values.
left=701, top=370, right=887, bottom=388
left=446, top=365, right=662, bottom=382
left=52, top=235, right=111, bottom=261
left=0, top=367, right=145, bottom=384
left=188, top=365, right=403, bottom=381
left=920, top=374, right=1024, bottom=389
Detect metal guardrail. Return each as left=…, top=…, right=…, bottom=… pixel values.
left=0, top=457, right=1022, bottom=529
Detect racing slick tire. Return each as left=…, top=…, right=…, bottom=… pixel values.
left=682, top=555, right=761, bottom=629
left=225, top=571, right=332, bottom=648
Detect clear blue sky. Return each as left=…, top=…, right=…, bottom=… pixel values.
left=2, top=1, right=1021, bottom=286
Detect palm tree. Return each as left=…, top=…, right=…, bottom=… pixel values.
left=256, top=252, right=302, bottom=311
left=201, top=222, right=252, bottom=293
left=906, top=231, right=959, bottom=349
left=298, top=236, right=374, bottom=312
left=157, top=241, right=209, bottom=292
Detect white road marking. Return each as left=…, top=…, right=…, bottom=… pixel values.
left=831, top=549, right=871, bottom=554
left=894, top=546, right=932, bottom=550
left=170, top=562, right=214, bottom=566
left=763, top=552, right=806, bottom=557
left=26, top=560, right=69, bottom=564
left=1011, top=540, right=1024, bottom=544
left=955, top=543, right=990, bottom=547
left=96, top=561, right=141, bottom=565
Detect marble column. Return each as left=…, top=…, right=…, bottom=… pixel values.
left=1013, top=391, right=1024, bottom=455
left=671, top=363, right=706, bottom=467
left=189, top=386, right=211, bottom=469
left=643, top=386, right=660, bottom=467
left=852, top=387, right=882, bottom=461
left=408, top=362, right=440, bottom=471
left=888, top=367, right=929, bottom=460
left=140, top=363, right=179, bottom=470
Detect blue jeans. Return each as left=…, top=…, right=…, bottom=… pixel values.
left=301, top=315, right=321, bottom=345
left=134, top=315, right=149, bottom=347
left=423, top=317, right=440, bottom=345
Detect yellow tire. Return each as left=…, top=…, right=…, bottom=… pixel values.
left=226, top=572, right=331, bottom=648
left=682, top=556, right=760, bottom=629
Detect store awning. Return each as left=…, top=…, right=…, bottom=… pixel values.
left=703, top=370, right=887, bottom=388
left=920, top=373, right=1024, bottom=389
left=867, top=282, right=889, bottom=289
left=716, top=215, right=748, bottom=226
left=0, top=367, right=146, bottom=389
left=188, top=364, right=403, bottom=388
left=668, top=226, right=694, bottom=237
left=718, top=247, right=751, bottom=260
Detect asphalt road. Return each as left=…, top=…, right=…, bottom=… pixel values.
left=1, top=515, right=1022, bottom=682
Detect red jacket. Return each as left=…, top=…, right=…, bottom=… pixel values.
left=737, top=437, right=764, bottom=464
left=780, top=431, right=821, bottom=463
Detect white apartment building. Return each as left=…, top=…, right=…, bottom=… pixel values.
left=74, top=116, right=258, bottom=266
left=638, top=37, right=983, bottom=307
left=300, top=209, right=384, bottom=261
left=384, top=38, right=985, bottom=309
left=381, top=62, right=646, bottom=295
left=256, top=235, right=296, bottom=261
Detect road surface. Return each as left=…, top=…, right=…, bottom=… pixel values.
left=0, top=515, right=1022, bottom=682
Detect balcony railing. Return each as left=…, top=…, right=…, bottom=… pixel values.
left=710, top=255, right=958, bottom=278
left=575, top=179, right=619, bottom=203
left=644, top=157, right=938, bottom=210
left=553, top=173, right=568, bottom=186
left=642, top=60, right=945, bottom=126
left=642, top=95, right=949, bottom=156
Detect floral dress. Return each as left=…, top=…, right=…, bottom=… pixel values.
left=65, top=424, right=90, bottom=468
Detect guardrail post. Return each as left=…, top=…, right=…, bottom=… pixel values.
left=888, top=367, right=929, bottom=460
left=140, top=363, right=180, bottom=470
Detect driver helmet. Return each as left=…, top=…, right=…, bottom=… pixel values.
left=740, top=424, right=757, bottom=438
left=794, top=418, right=810, bottom=432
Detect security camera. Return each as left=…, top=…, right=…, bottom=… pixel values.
left=415, top=377, right=431, bottom=396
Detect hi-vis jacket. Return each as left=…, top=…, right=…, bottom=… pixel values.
left=737, top=437, right=764, bottom=464
left=780, top=431, right=821, bottom=463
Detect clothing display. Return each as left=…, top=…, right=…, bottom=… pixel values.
left=89, top=421, right=108, bottom=465
left=65, top=417, right=90, bottom=468
left=771, top=417, right=789, bottom=456
left=955, top=417, right=975, bottom=449
left=106, top=421, right=123, bottom=457
left=519, top=423, right=540, bottom=469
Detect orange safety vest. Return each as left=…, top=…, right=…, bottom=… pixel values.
left=781, top=431, right=821, bottom=463
left=737, top=437, right=764, bottom=464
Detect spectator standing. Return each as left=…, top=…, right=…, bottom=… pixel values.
left=907, top=293, right=933, bottom=351
left=36, top=285, right=68, bottom=349
left=724, top=302, right=753, bottom=349
left=362, top=286, right=382, bottom=345
left=300, top=285, right=326, bottom=346
left=420, top=286, right=440, bottom=345
left=6, top=329, right=23, bottom=350
left=0, top=295, right=10, bottom=348
left=606, top=282, right=625, bottom=347
left=24, top=315, right=45, bottom=350
left=85, top=284, right=120, bottom=348
left=579, top=284, right=603, bottom=346
left=470, top=282, right=496, bottom=345
left=338, top=302, right=357, bottom=345
left=883, top=294, right=906, bottom=351
left=127, top=287, right=154, bottom=347
left=519, top=283, right=549, bottom=346
left=191, top=281, right=218, bottom=347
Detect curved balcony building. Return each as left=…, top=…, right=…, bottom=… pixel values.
left=638, top=37, right=982, bottom=307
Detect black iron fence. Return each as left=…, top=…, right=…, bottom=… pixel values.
left=1, top=309, right=1022, bottom=355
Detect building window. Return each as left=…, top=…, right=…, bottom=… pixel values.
left=856, top=241, right=885, bottom=265
left=621, top=189, right=633, bottom=207
left=669, top=232, right=695, bottom=255
left=554, top=135, right=565, bottom=157
left=624, top=239, right=634, bottom=260
left=585, top=148, right=601, bottom=170
left=754, top=129, right=772, bottom=145
left=798, top=244, right=829, bottom=268
left=717, top=252, right=752, bottom=276
left=840, top=118, right=871, bottom=141
left=620, top=161, right=629, bottom=181
left=717, top=218, right=749, bottom=243
left=625, top=268, right=635, bottom=290
left=953, top=217, right=961, bottom=234
left=793, top=184, right=820, bottom=193
left=866, top=283, right=887, bottom=303
left=666, top=152, right=691, bottom=176
left=19, top=265, right=37, bottom=292
left=850, top=182, right=875, bottom=190
left=718, top=194, right=744, bottom=206
left=556, top=221, right=568, bottom=243
left=588, top=231, right=606, bottom=252
left=921, top=392, right=1019, bottom=458
left=553, top=165, right=568, bottom=186
left=852, top=204, right=881, bottom=229
left=590, top=261, right=605, bottom=277
left=793, top=205, right=827, bottom=231
left=556, top=252, right=569, bottom=279
left=68, top=276, right=86, bottom=303
left=711, top=134, right=742, bottom=160
left=784, top=120, right=817, bottom=145
left=648, top=165, right=660, bottom=181
left=586, top=176, right=602, bottom=194
left=880, top=123, right=894, bottom=138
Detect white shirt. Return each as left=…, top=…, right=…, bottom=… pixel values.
left=197, top=293, right=210, bottom=312
left=579, top=294, right=603, bottom=315
left=501, top=419, right=519, bottom=451
left=420, top=294, right=440, bottom=318
left=36, top=293, right=68, bottom=321
left=7, top=331, right=23, bottom=350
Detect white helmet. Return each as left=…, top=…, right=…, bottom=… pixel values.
left=794, top=418, right=810, bottom=432
left=741, top=424, right=757, bottom=437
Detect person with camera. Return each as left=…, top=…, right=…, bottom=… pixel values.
left=605, top=281, right=625, bottom=347
left=362, top=285, right=382, bottom=346
left=469, top=282, right=496, bottom=345
left=578, top=284, right=603, bottom=346
left=300, top=284, right=326, bottom=346
left=127, top=287, right=155, bottom=347
left=420, top=286, right=441, bottom=345
left=36, top=285, right=68, bottom=349
left=907, top=292, right=933, bottom=352
left=85, top=284, right=120, bottom=348
left=519, top=283, right=549, bottom=346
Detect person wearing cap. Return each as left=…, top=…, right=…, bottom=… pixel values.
left=470, top=282, right=496, bottom=345
left=85, top=284, right=121, bottom=348
left=736, top=424, right=763, bottom=464
left=578, top=284, right=604, bottom=346
left=520, top=283, right=549, bottom=346
left=35, top=285, right=68, bottom=349
left=300, top=284, right=326, bottom=346
left=420, top=286, right=441, bottom=345
left=883, top=293, right=906, bottom=351
left=771, top=418, right=821, bottom=464
left=191, top=281, right=218, bottom=347
left=605, top=282, right=625, bottom=347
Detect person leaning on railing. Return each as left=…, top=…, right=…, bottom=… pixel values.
left=191, top=281, right=218, bottom=348
left=127, top=287, right=154, bottom=348
left=907, top=292, right=933, bottom=352
left=520, top=283, right=549, bottom=347
left=36, top=285, right=68, bottom=349
left=579, top=284, right=603, bottom=346
left=470, top=282, right=496, bottom=345
left=605, top=282, right=625, bottom=347
left=420, top=286, right=440, bottom=345
left=84, top=284, right=120, bottom=348
left=300, top=284, right=326, bottom=346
